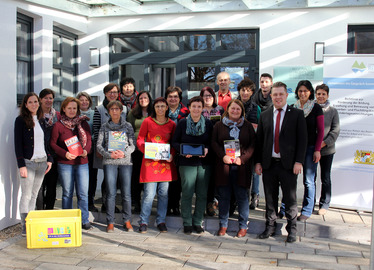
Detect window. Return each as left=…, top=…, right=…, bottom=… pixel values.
left=53, top=27, right=78, bottom=97
left=17, top=13, right=33, bottom=103
left=348, top=25, right=374, bottom=54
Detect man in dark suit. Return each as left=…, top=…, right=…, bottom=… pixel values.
left=255, top=81, right=307, bottom=243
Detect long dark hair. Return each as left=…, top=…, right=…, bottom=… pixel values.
left=131, top=91, right=153, bottom=119
left=151, top=97, right=169, bottom=118
left=295, top=80, right=315, bottom=100
left=20, top=92, right=43, bottom=129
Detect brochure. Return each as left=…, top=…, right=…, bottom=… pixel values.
left=108, top=131, right=127, bottom=152
left=144, top=142, right=170, bottom=160
left=224, top=139, right=240, bottom=159
left=64, top=135, right=83, bottom=156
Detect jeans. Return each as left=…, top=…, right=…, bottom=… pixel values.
left=301, top=146, right=319, bottom=217
left=179, top=166, right=210, bottom=227
left=36, top=157, right=58, bottom=210
left=217, top=168, right=249, bottom=229
left=251, top=172, right=260, bottom=195
left=58, top=163, right=90, bottom=224
left=139, top=182, right=169, bottom=225
left=318, top=154, right=334, bottom=210
left=19, top=159, right=48, bottom=214
left=104, top=164, right=132, bottom=224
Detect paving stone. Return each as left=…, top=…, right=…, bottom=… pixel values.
left=250, top=265, right=301, bottom=270
left=362, top=251, right=370, bottom=259
left=137, top=265, right=190, bottom=270
left=359, top=266, right=369, bottom=270
left=34, top=263, right=89, bottom=270
left=322, top=209, right=344, bottom=224
left=95, top=253, right=184, bottom=267
left=285, top=240, right=329, bottom=250
left=341, top=211, right=365, bottom=224
left=278, top=259, right=359, bottom=270
left=220, top=242, right=270, bottom=252
left=143, top=250, right=217, bottom=262
left=245, top=250, right=287, bottom=260
left=0, top=257, right=41, bottom=269
left=216, top=255, right=277, bottom=265
left=329, top=243, right=370, bottom=252
left=316, top=248, right=363, bottom=258
left=189, top=246, right=246, bottom=256
left=78, top=258, right=140, bottom=269
left=270, top=245, right=316, bottom=255
left=358, top=213, right=372, bottom=226
left=288, top=253, right=337, bottom=263
left=34, top=255, right=83, bottom=265
left=185, top=259, right=250, bottom=270
left=338, top=257, right=370, bottom=265
left=134, top=242, right=190, bottom=252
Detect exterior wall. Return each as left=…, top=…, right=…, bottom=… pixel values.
left=0, top=0, right=373, bottom=229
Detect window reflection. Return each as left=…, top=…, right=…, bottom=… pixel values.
left=149, top=36, right=179, bottom=52
left=183, top=34, right=216, bottom=51
left=188, top=64, right=215, bottom=91
left=221, top=33, right=256, bottom=50
left=113, top=37, right=144, bottom=53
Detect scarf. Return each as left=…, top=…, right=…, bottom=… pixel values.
left=294, top=99, right=315, bottom=118
left=60, top=114, right=89, bottom=148
left=318, top=100, right=330, bottom=112
left=103, top=98, right=110, bottom=110
left=186, top=114, right=206, bottom=136
left=119, top=92, right=137, bottom=110
left=44, top=107, right=57, bottom=127
left=169, top=103, right=181, bottom=123
left=105, top=116, right=128, bottom=131
left=222, top=116, right=244, bottom=140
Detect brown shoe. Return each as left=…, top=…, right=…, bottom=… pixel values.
left=217, top=227, right=227, bottom=236
left=236, top=228, right=247, bottom=238
left=106, top=224, right=114, bottom=233
left=123, top=221, right=134, bottom=232
left=318, top=209, right=327, bottom=215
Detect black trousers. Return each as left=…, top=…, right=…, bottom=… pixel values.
left=262, top=159, right=298, bottom=235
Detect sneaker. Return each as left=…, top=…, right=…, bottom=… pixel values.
left=193, top=225, right=204, bottom=234
left=139, top=223, right=148, bottom=233
left=157, top=223, right=168, bottom=233
left=106, top=224, right=114, bottom=233
left=184, top=226, right=193, bottom=235
left=123, top=221, right=134, bottom=232
left=82, top=222, right=92, bottom=230
left=318, top=209, right=327, bottom=215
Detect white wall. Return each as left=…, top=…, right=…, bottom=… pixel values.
left=0, top=0, right=373, bottom=229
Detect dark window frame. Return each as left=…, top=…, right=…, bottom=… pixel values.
left=348, top=25, right=374, bottom=54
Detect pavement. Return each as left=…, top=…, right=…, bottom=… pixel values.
left=0, top=192, right=372, bottom=270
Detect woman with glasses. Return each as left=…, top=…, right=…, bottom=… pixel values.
left=136, top=97, right=177, bottom=234
left=92, top=83, right=127, bottom=212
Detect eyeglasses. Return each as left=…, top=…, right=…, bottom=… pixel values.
left=108, top=91, right=119, bottom=95
left=155, top=105, right=167, bottom=109
left=109, top=107, right=121, bottom=111
left=203, top=95, right=213, bottom=98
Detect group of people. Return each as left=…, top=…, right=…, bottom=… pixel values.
left=14, top=71, right=340, bottom=242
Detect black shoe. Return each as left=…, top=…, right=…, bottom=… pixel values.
left=88, top=205, right=98, bottom=212
left=193, top=225, right=204, bottom=234
left=249, top=194, right=259, bottom=210
left=82, top=222, right=92, bottom=230
left=172, top=208, right=180, bottom=216
left=139, top=223, right=148, bottom=234
left=277, top=212, right=284, bottom=219
left=157, top=223, right=168, bottom=233
left=184, top=226, right=193, bottom=234
left=259, top=226, right=276, bottom=239
left=286, top=234, right=297, bottom=243
left=101, top=204, right=106, bottom=213
left=115, top=206, right=121, bottom=213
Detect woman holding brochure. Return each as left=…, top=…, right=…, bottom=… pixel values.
left=50, top=97, right=92, bottom=230
left=211, top=99, right=256, bottom=238
left=136, top=97, right=177, bottom=234
left=172, top=96, right=213, bottom=234
left=96, top=100, right=135, bottom=233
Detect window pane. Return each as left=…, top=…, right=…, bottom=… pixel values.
left=53, top=34, right=60, bottom=65
left=17, top=61, right=28, bottom=95
left=355, top=32, right=374, bottom=54
left=113, top=37, right=145, bottom=53
left=61, top=70, right=74, bottom=96
left=220, top=65, right=250, bottom=93
left=188, top=64, right=215, bottom=92
left=62, top=37, right=74, bottom=68
left=183, top=34, right=216, bottom=51
left=53, top=68, right=60, bottom=93
left=149, top=36, right=179, bottom=52
left=17, top=22, right=29, bottom=58
left=221, top=33, right=256, bottom=50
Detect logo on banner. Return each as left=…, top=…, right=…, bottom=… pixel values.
left=352, top=61, right=366, bottom=73
left=354, top=150, right=374, bottom=165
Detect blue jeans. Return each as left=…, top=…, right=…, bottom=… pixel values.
left=301, top=146, right=318, bottom=217
left=217, top=168, right=249, bottom=229
left=251, top=172, right=260, bottom=195
left=104, top=164, right=132, bottom=224
left=58, top=163, right=90, bottom=225
left=318, top=154, right=334, bottom=210
left=139, top=182, right=169, bottom=225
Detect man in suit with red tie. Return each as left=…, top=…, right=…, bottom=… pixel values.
left=255, top=81, right=307, bottom=243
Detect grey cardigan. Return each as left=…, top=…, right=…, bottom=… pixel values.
left=96, top=117, right=135, bottom=166
left=321, top=104, right=340, bottom=156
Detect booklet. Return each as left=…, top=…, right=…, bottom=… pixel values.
left=209, top=115, right=221, bottom=122
left=64, top=135, right=83, bottom=156
left=108, top=131, right=127, bottom=152
left=224, top=139, right=240, bottom=159
left=144, top=142, right=170, bottom=160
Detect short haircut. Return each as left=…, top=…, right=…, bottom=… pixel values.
left=188, top=96, right=204, bottom=108
left=199, top=86, right=217, bottom=107
left=120, top=77, right=136, bottom=92
left=260, top=73, right=273, bottom=81
left=39, top=88, right=55, bottom=99
left=165, top=86, right=182, bottom=101
left=60, top=97, right=81, bottom=116
left=271, top=82, right=288, bottom=93
left=315, top=84, right=330, bottom=95
left=103, top=83, right=119, bottom=94
left=151, top=97, right=169, bottom=118
left=76, top=92, right=93, bottom=107
left=295, top=80, right=314, bottom=100
left=222, top=99, right=245, bottom=119
left=216, top=71, right=231, bottom=82
left=107, top=100, right=123, bottom=112
left=237, top=78, right=256, bottom=92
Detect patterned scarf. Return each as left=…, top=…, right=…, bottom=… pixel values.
left=222, top=116, right=244, bottom=140
left=294, top=99, right=315, bottom=118
left=168, top=103, right=181, bottom=123
left=60, top=114, right=89, bottom=148
left=318, top=100, right=330, bottom=112
left=119, top=92, right=137, bottom=110
left=186, top=114, right=206, bottom=136
left=44, top=107, right=57, bottom=127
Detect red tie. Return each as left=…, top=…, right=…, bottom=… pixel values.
left=274, top=109, right=282, bottom=154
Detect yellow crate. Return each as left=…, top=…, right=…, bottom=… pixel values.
left=25, top=209, right=82, bottom=249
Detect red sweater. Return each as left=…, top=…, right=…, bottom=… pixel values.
left=137, top=117, right=177, bottom=183
left=50, top=121, right=92, bottom=165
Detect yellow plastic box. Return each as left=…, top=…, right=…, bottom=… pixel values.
left=25, top=209, right=82, bottom=249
